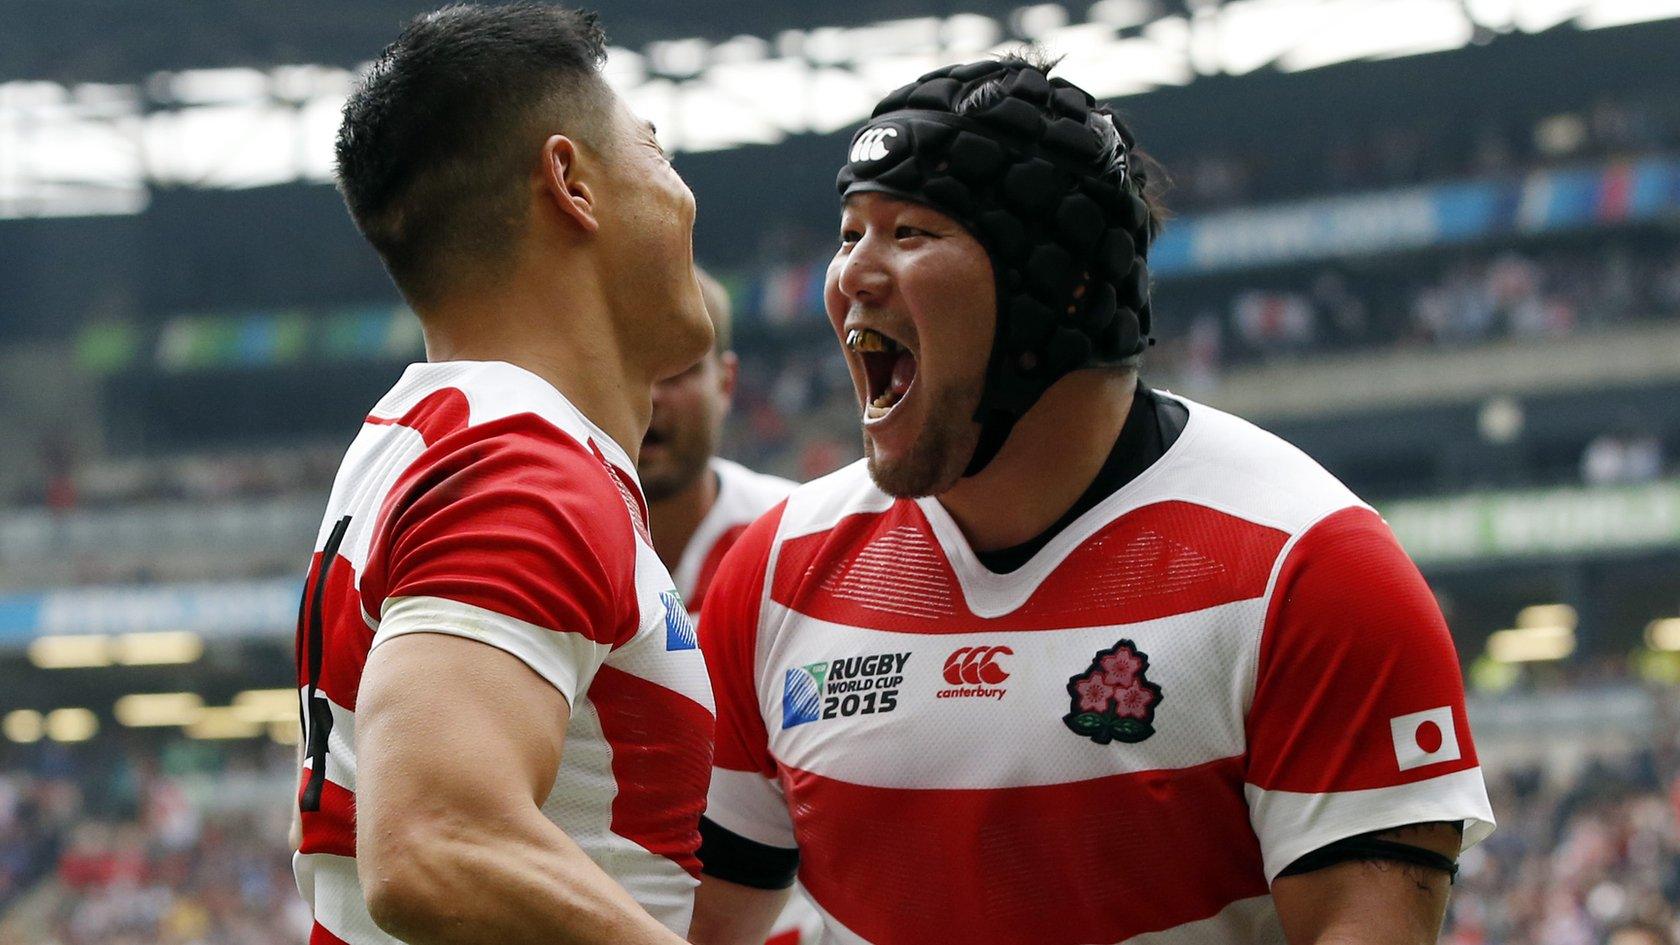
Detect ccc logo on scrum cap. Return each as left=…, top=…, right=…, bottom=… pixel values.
left=943, top=646, right=1012, bottom=685
left=849, top=125, right=900, bottom=163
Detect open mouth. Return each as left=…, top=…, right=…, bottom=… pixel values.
left=846, top=327, right=918, bottom=422
left=642, top=427, right=668, bottom=449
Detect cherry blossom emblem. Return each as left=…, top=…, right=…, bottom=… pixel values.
left=1063, top=639, right=1163, bottom=745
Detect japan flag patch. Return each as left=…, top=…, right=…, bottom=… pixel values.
left=1390, top=706, right=1461, bottom=772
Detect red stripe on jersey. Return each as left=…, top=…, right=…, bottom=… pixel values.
left=297, top=773, right=357, bottom=858
left=359, top=413, right=640, bottom=647
left=364, top=387, right=471, bottom=446
left=296, top=550, right=374, bottom=711
left=1247, top=506, right=1478, bottom=793
left=592, top=439, right=654, bottom=546
left=699, top=504, right=787, bottom=778
left=786, top=756, right=1266, bottom=945
left=773, top=501, right=1287, bottom=632
left=765, top=930, right=801, bottom=945
left=689, top=523, right=750, bottom=612
left=310, top=922, right=352, bottom=945
left=590, top=664, right=716, bottom=876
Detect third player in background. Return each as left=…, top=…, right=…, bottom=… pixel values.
left=639, top=269, right=822, bottom=945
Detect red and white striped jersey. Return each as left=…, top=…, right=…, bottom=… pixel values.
left=700, top=392, right=1494, bottom=945
left=293, top=360, right=715, bottom=945
left=668, top=458, right=820, bottom=945
left=674, top=458, right=796, bottom=618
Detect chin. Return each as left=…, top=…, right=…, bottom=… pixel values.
left=863, top=438, right=965, bottom=499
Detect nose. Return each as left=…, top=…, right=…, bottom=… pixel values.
left=836, top=231, right=892, bottom=304
left=651, top=377, right=676, bottom=409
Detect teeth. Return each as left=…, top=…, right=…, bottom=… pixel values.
left=846, top=328, right=896, bottom=353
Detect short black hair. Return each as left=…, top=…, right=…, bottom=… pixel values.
left=335, top=3, right=611, bottom=304
left=955, top=50, right=1170, bottom=245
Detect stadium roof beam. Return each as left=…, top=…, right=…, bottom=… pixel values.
left=4, top=0, right=1679, bottom=219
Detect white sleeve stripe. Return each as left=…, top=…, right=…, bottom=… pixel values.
left=373, top=595, right=612, bottom=706
left=705, top=767, right=798, bottom=849
left=1244, top=767, right=1497, bottom=882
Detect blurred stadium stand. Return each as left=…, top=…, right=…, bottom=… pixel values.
left=4, top=1, right=1680, bottom=942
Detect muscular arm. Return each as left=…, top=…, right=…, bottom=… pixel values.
left=354, top=632, right=687, bottom=945
left=1271, top=823, right=1462, bottom=945
left=687, top=875, right=791, bottom=945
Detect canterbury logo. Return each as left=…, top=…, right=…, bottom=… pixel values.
left=850, top=126, right=899, bottom=163
left=943, top=646, right=1012, bottom=686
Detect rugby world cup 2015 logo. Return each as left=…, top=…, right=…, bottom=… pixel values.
left=782, top=662, right=830, bottom=728
left=781, top=652, right=909, bottom=729
left=661, top=589, right=696, bottom=651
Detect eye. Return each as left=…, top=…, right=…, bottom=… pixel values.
left=840, top=228, right=863, bottom=244
left=895, top=225, right=931, bottom=239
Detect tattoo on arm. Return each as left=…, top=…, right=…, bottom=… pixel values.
left=1364, top=822, right=1464, bottom=894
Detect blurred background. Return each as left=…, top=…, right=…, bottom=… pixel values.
left=3, top=1, right=1680, bottom=942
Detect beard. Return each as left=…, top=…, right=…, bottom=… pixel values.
left=639, top=431, right=714, bottom=503
left=863, top=381, right=981, bottom=498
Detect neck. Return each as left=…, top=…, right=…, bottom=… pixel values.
left=647, top=466, right=719, bottom=572
left=417, top=268, right=652, bottom=460
left=936, top=371, right=1136, bottom=552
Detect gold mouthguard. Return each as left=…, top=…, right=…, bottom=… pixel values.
left=846, top=328, right=892, bottom=353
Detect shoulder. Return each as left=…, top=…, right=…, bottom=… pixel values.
left=775, top=459, right=896, bottom=544
left=1148, top=393, right=1367, bottom=537
left=375, top=362, right=632, bottom=510
left=711, top=457, right=798, bottom=519
left=367, top=363, right=642, bottom=574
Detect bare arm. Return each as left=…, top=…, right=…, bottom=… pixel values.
left=687, top=875, right=792, bottom=945
left=1271, top=823, right=1461, bottom=945
left=355, top=632, right=687, bottom=945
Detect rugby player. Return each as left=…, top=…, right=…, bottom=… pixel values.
left=688, top=55, right=1495, bottom=945
left=293, top=6, right=714, bottom=944
left=642, top=270, right=799, bottom=620
left=638, top=269, right=821, bottom=945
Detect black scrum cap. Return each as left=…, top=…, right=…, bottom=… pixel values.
left=837, top=59, right=1154, bottom=476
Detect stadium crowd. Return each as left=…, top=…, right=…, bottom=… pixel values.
left=0, top=741, right=305, bottom=945
left=1166, top=94, right=1680, bottom=211
left=0, top=707, right=1674, bottom=944
left=7, top=235, right=1677, bottom=517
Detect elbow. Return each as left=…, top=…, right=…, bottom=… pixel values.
left=360, top=827, right=470, bottom=943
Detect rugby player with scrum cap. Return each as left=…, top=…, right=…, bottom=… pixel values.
left=638, top=269, right=821, bottom=945
left=293, top=6, right=715, bottom=944
left=687, top=55, right=1494, bottom=945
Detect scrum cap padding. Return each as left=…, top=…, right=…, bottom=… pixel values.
left=836, top=59, right=1154, bottom=476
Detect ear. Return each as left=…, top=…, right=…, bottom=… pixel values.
left=539, top=134, right=599, bottom=235
left=717, top=350, right=739, bottom=405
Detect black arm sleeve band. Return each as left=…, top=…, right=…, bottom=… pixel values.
left=1279, top=832, right=1460, bottom=883
left=697, top=816, right=800, bottom=890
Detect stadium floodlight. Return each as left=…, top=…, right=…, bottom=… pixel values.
left=185, top=707, right=263, bottom=740
left=232, top=688, right=300, bottom=724
left=1486, top=624, right=1576, bottom=663
left=43, top=708, right=99, bottom=743
left=28, top=634, right=113, bottom=669
left=1515, top=603, right=1578, bottom=630
left=2, top=710, right=44, bottom=743
left=8, top=1, right=1680, bottom=219
left=1579, top=0, right=1680, bottom=28
left=1645, top=617, right=1680, bottom=651
left=114, top=692, right=205, bottom=727
left=113, top=631, right=204, bottom=666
